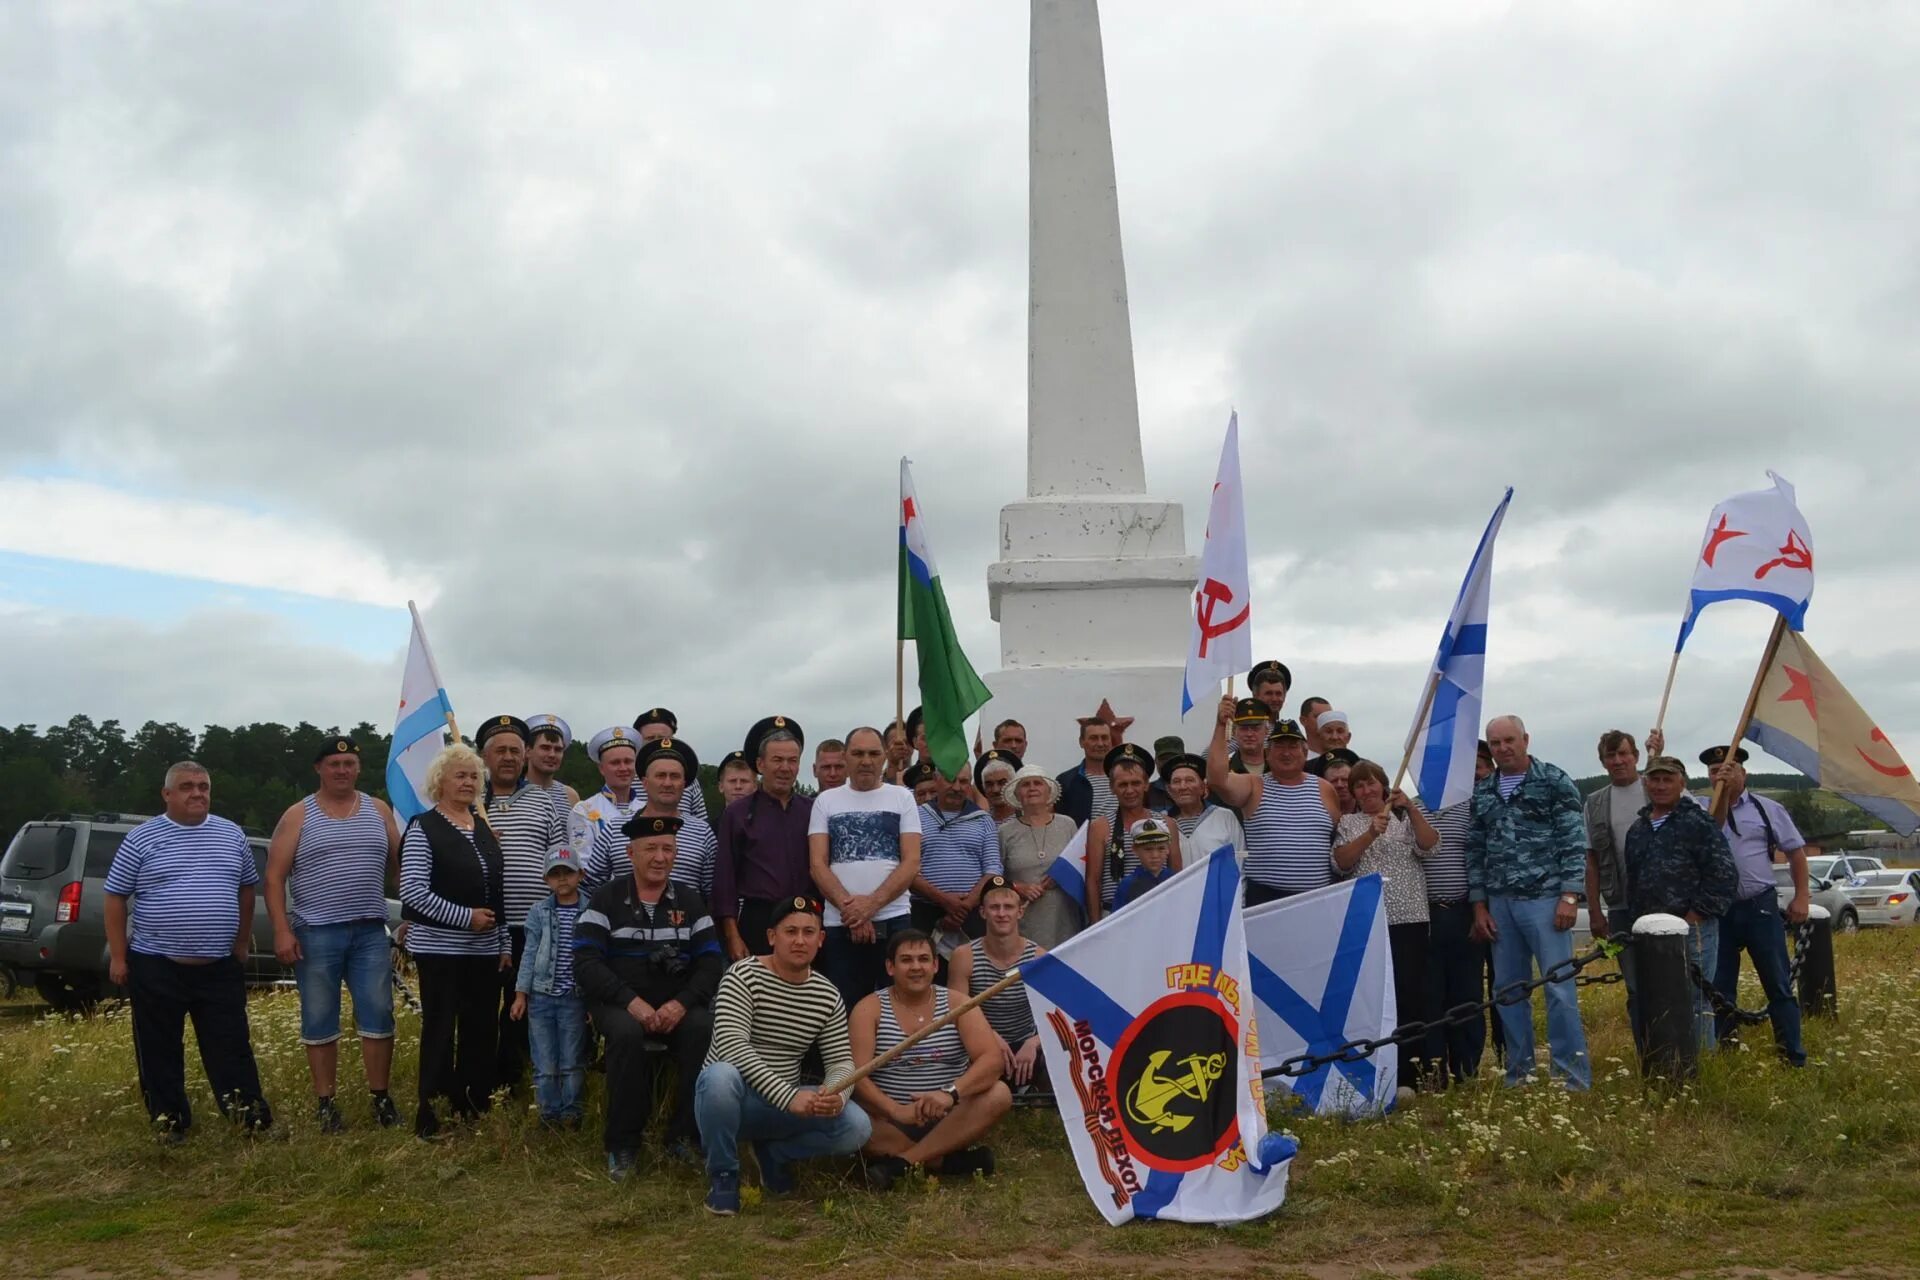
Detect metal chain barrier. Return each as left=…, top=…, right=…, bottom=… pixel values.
left=1261, top=937, right=1631, bottom=1081
left=1686, top=917, right=1814, bottom=1027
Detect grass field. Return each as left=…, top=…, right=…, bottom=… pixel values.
left=2, top=931, right=1918, bottom=1280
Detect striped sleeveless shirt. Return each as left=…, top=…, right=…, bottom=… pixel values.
left=290, top=793, right=391, bottom=927
left=1243, top=775, right=1334, bottom=892
left=969, top=940, right=1038, bottom=1043
left=871, top=987, right=968, bottom=1105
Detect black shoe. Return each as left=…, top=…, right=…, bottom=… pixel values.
left=865, top=1155, right=912, bottom=1192
left=156, top=1124, right=188, bottom=1147
left=607, top=1149, right=639, bottom=1183
left=370, top=1091, right=401, bottom=1129
left=938, top=1147, right=995, bottom=1179
left=414, top=1104, right=441, bottom=1142
left=315, top=1096, right=346, bottom=1134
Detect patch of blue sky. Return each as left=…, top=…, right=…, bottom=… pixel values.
left=0, top=551, right=405, bottom=660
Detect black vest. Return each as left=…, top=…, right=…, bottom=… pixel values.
left=401, top=808, right=506, bottom=928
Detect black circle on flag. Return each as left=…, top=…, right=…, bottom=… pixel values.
left=1109, top=991, right=1241, bottom=1173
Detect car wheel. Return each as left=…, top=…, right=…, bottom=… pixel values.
left=0, top=963, right=17, bottom=1000
left=1837, top=908, right=1859, bottom=935
left=34, top=972, right=101, bottom=1014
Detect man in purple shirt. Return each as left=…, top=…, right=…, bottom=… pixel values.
left=715, top=718, right=814, bottom=960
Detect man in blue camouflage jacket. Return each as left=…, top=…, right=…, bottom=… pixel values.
left=1623, top=755, right=1737, bottom=1052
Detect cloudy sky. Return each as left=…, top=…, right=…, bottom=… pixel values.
left=3, top=1, right=1916, bottom=782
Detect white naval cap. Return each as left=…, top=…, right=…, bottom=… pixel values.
left=588, top=725, right=640, bottom=762
left=526, top=714, right=572, bottom=750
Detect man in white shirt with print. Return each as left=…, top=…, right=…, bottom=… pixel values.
left=808, top=726, right=922, bottom=1008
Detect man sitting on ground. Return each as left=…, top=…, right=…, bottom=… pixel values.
left=848, top=929, right=1012, bottom=1189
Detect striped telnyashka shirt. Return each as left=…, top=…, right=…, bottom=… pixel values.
left=398, top=824, right=508, bottom=957
left=1424, top=801, right=1473, bottom=902
left=969, top=939, right=1038, bottom=1044
left=1243, top=775, right=1335, bottom=892
left=104, top=815, right=258, bottom=959
left=485, top=782, right=567, bottom=928
left=871, top=986, right=968, bottom=1105
left=1087, top=772, right=1116, bottom=827
left=289, top=793, right=390, bottom=928
left=584, top=815, right=717, bottom=899
left=705, top=958, right=853, bottom=1110
left=916, top=805, right=1003, bottom=897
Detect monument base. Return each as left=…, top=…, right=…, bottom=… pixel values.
left=982, top=662, right=1215, bottom=778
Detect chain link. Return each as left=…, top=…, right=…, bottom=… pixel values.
left=1686, top=917, right=1815, bottom=1027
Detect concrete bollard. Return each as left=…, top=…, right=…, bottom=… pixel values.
left=1632, top=913, right=1697, bottom=1082
left=1797, top=903, right=1838, bottom=1019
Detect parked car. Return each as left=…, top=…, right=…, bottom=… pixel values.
left=1835, top=869, right=1920, bottom=929
left=0, top=813, right=399, bottom=1012
left=1806, top=853, right=1886, bottom=884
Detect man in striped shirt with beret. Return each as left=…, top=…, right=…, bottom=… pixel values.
left=105, top=761, right=273, bottom=1140
left=694, top=896, right=871, bottom=1215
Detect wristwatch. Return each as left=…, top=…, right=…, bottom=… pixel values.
left=1559, top=893, right=1579, bottom=906
left=944, top=1085, right=961, bottom=1107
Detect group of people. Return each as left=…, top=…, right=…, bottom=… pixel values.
left=97, top=658, right=1817, bottom=1213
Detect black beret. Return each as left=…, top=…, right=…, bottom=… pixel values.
left=744, top=714, right=805, bottom=763
left=621, top=813, right=684, bottom=840
left=717, top=749, right=752, bottom=773
left=314, top=736, right=359, bottom=763
left=476, top=715, right=530, bottom=748
left=770, top=895, right=824, bottom=926
left=1103, top=743, right=1154, bottom=774
left=1159, top=751, right=1207, bottom=784
left=906, top=705, right=925, bottom=733
left=903, top=761, right=941, bottom=789
left=635, top=736, right=700, bottom=779
left=1232, top=697, right=1274, bottom=724
left=1698, top=745, right=1750, bottom=767
left=974, top=749, right=1023, bottom=789
left=1248, top=660, right=1292, bottom=689
left=632, top=707, right=678, bottom=733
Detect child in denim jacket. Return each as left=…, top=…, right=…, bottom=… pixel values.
left=510, top=846, right=587, bottom=1127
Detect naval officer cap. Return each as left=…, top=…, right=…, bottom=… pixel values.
left=1248, top=659, right=1292, bottom=689
left=1232, top=697, right=1274, bottom=724
left=632, top=707, right=678, bottom=734
left=635, top=736, right=700, bottom=779
left=525, top=714, right=572, bottom=749
left=314, top=736, right=360, bottom=763
left=588, top=725, right=640, bottom=762
left=476, top=715, right=531, bottom=748
left=1128, top=817, right=1172, bottom=845
left=622, top=812, right=684, bottom=841
left=1699, top=744, right=1751, bottom=767
left=744, top=714, right=805, bottom=763
left=1103, top=742, right=1154, bottom=774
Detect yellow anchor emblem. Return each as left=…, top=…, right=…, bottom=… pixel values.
left=1124, top=1050, right=1227, bottom=1135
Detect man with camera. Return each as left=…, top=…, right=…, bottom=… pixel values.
left=574, top=813, right=724, bottom=1180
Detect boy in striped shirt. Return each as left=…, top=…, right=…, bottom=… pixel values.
left=693, top=897, right=872, bottom=1215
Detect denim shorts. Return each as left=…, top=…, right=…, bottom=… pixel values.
left=294, top=919, right=396, bottom=1045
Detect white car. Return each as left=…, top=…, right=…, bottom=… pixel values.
left=1835, top=869, right=1920, bottom=928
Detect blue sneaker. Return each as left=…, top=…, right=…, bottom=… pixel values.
left=753, top=1141, right=796, bottom=1196
left=704, top=1170, right=741, bottom=1216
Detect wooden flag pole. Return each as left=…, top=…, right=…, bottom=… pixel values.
left=823, top=970, right=1023, bottom=1096
left=1391, top=668, right=1446, bottom=796
left=1651, top=648, right=1682, bottom=741
left=1707, top=613, right=1789, bottom=823
left=895, top=638, right=907, bottom=749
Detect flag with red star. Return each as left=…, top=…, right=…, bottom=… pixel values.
left=1746, top=629, right=1920, bottom=835
left=1675, top=471, right=1814, bottom=651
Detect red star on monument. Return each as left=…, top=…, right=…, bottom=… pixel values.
left=1777, top=665, right=1817, bottom=720
left=1701, top=514, right=1747, bottom=568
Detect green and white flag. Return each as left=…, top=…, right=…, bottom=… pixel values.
left=899, top=458, right=992, bottom=779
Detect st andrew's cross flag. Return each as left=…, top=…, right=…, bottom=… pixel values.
left=1245, top=875, right=1397, bottom=1117
left=1042, top=820, right=1092, bottom=918
left=899, top=459, right=993, bottom=779
left=388, top=603, right=456, bottom=822
left=1021, top=845, right=1298, bottom=1225
left=1675, top=471, right=1814, bottom=651
left=1745, top=629, right=1920, bottom=836
left=1181, top=411, right=1252, bottom=717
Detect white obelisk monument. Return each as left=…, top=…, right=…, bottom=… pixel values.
left=985, top=0, right=1199, bottom=773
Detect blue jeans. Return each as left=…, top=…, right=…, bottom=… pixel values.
left=1684, top=917, right=1719, bottom=1053
left=694, top=1062, right=871, bottom=1181
left=294, top=919, right=396, bottom=1045
left=1489, top=895, right=1591, bottom=1090
left=1712, top=892, right=1806, bottom=1065
left=525, top=991, right=586, bottom=1121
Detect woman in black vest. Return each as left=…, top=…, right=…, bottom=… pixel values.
left=398, top=744, right=509, bottom=1138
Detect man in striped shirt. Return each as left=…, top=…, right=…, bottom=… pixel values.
left=525, top=714, right=581, bottom=816
left=587, top=737, right=717, bottom=897
left=694, top=897, right=872, bottom=1215
left=478, top=715, right=568, bottom=1094
left=634, top=707, right=711, bottom=824
left=264, top=736, right=403, bottom=1132
left=104, top=761, right=273, bottom=1139
left=908, top=767, right=1002, bottom=958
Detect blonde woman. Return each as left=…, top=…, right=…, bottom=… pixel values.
left=996, top=766, right=1082, bottom=948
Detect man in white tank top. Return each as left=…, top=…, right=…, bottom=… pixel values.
left=847, top=929, right=1011, bottom=1189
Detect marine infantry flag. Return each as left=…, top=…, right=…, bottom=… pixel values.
left=1245, top=876, right=1397, bottom=1117
left=1181, top=411, right=1253, bottom=717
left=1403, top=487, right=1513, bottom=813
left=1021, top=845, right=1298, bottom=1225
left=899, top=459, right=993, bottom=779
left=1675, top=470, right=1814, bottom=651
left=387, top=601, right=457, bottom=823
left=1745, top=629, right=1920, bottom=836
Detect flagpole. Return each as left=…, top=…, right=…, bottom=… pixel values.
left=1391, top=668, right=1446, bottom=796
left=407, top=599, right=459, bottom=743
left=1652, top=649, right=1682, bottom=741
left=1707, top=613, right=1789, bottom=823
left=823, top=970, right=1022, bottom=1095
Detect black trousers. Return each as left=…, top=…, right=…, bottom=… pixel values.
left=1423, top=900, right=1487, bottom=1082
left=593, top=1002, right=713, bottom=1151
left=127, top=952, right=270, bottom=1132
left=1244, top=882, right=1306, bottom=907
left=1388, top=921, right=1433, bottom=1087
left=416, top=953, right=500, bottom=1124
left=495, top=925, right=529, bottom=1093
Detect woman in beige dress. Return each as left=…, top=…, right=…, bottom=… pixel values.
left=996, top=766, right=1083, bottom=949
